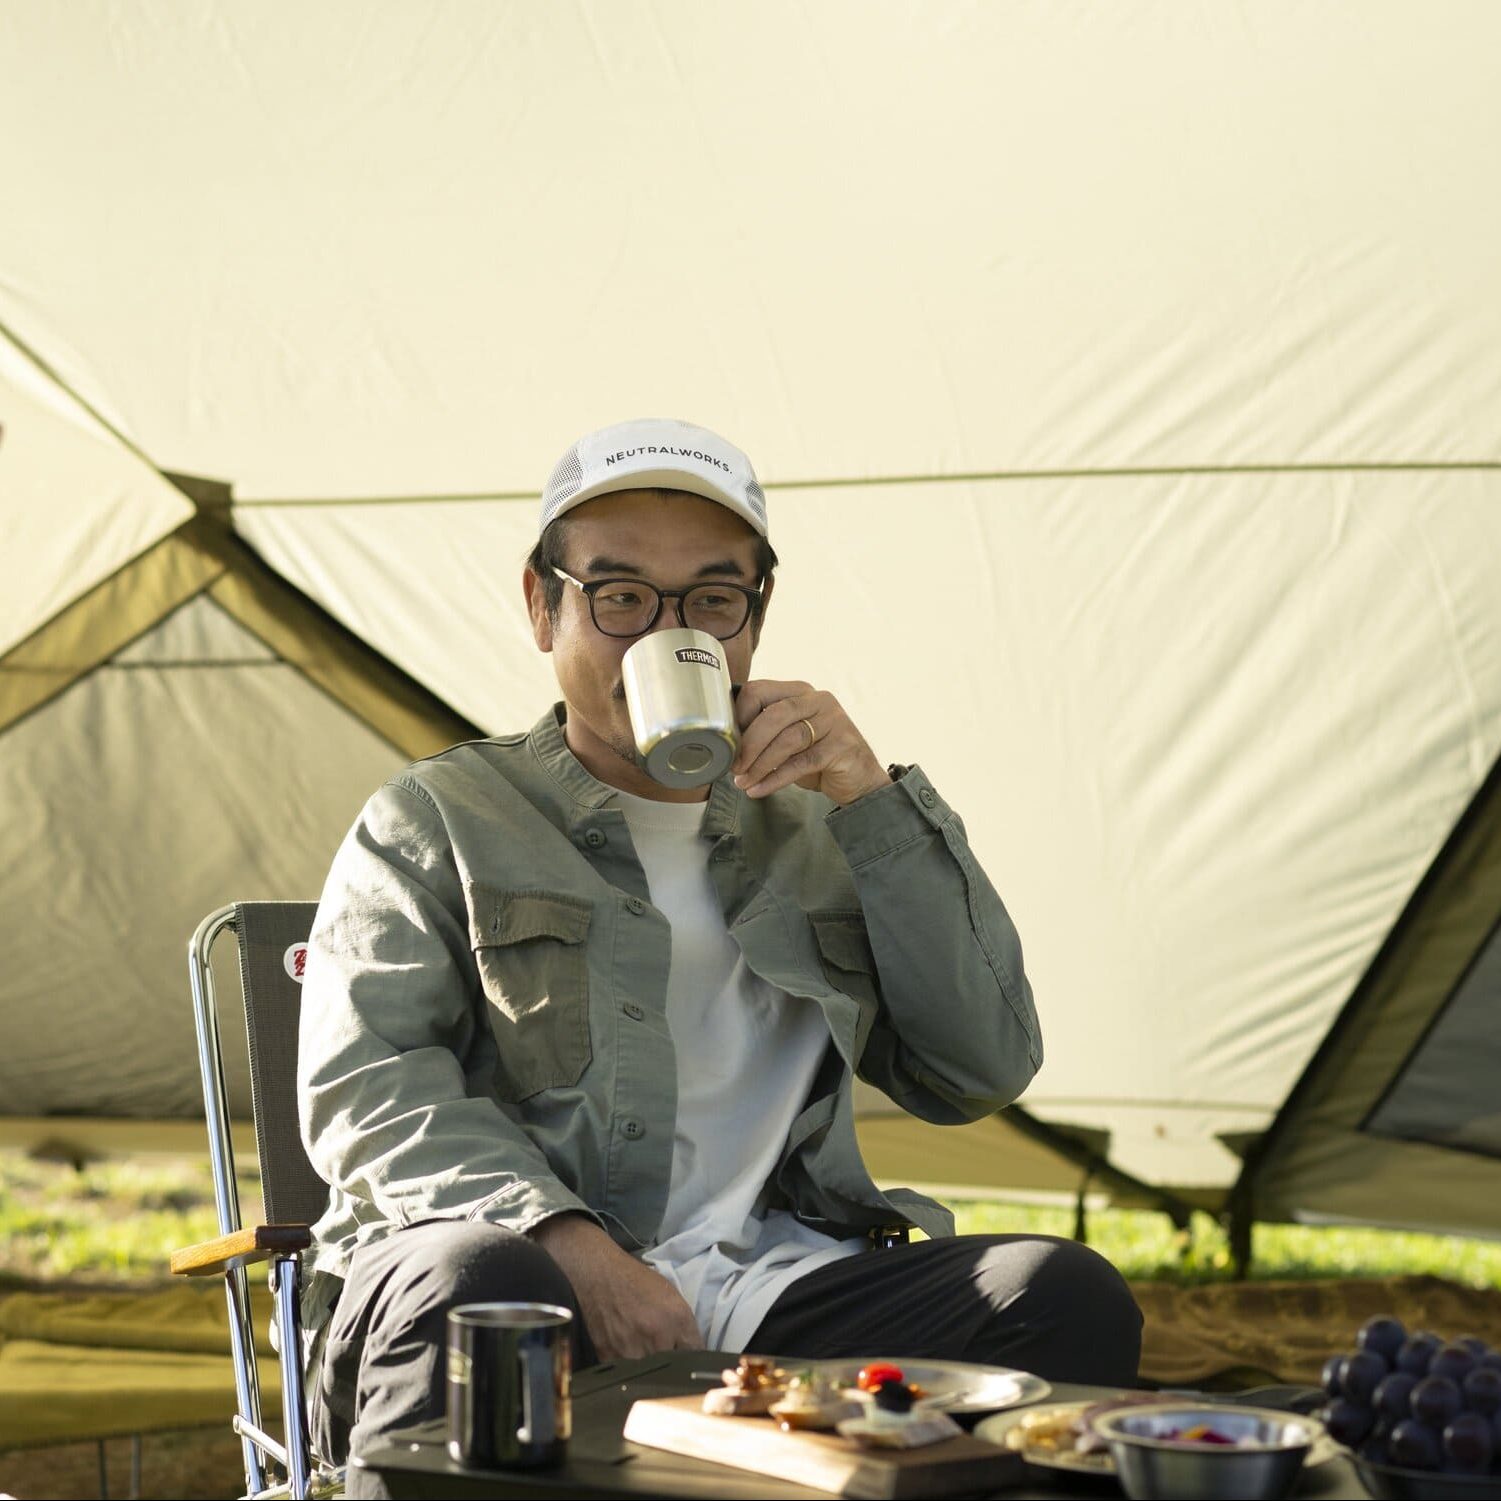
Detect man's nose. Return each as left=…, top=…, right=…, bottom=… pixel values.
left=645, top=598, right=683, bottom=635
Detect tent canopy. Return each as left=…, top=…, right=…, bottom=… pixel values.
left=2, top=1, right=1499, bottom=1237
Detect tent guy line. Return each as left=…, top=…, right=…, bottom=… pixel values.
left=227, top=459, right=1501, bottom=508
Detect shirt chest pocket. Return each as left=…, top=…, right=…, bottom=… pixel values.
left=467, top=886, right=593, bottom=1102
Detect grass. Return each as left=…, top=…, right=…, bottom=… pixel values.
left=1, top=1149, right=1498, bottom=1289
left=0, top=1151, right=263, bottom=1287
left=947, top=1199, right=1501, bottom=1289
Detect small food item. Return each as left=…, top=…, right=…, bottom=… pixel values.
left=856, top=1362, right=905, bottom=1392
left=768, top=1370, right=861, bottom=1432
left=1160, top=1423, right=1238, bottom=1446
left=872, top=1381, right=919, bottom=1414
left=702, top=1354, right=788, bottom=1416
left=837, top=1408, right=963, bottom=1450
left=1389, top=1418, right=1440, bottom=1470
left=1074, top=1392, right=1182, bottom=1455
left=1358, top=1316, right=1408, bottom=1363
left=1396, top=1331, right=1443, bottom=1378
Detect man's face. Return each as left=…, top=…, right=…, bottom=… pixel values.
left=523, top=488, right=771, bottom=790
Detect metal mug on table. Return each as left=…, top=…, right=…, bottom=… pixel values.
left=622, top=627, right=739, bottom=789
left=446, top=1302, right=572, bottom=1469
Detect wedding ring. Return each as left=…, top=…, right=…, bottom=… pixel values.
left=800, top=718, right=818, bottom=749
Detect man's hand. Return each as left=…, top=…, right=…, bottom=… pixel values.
left=732, top=680, right=890, bottom=805
left=530, top=1213, right=701, bottom=1360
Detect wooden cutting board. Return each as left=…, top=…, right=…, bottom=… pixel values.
left=622, top=1394, right=1024, bottom=1499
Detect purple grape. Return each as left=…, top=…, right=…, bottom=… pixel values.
left=1462, top=1365, right=1501, bottom=1416
left=1478, top=1350, right=1501, bottom=1375
left=1321, top=1353, right=1345, bottom=1398
left=1411, top=1374, right=1462, bottom=1429
left=1358, top=1426, right=1391, bottom=1465
left=1389, top=1418, right=1440, bottom=1471
left=1341, top=1350, right=1389, bottom=1403
left=1429, top=1344, right=1477, bottom=1386
left=1396, top=1333, right=1442, bottom=1378
left=1323, top=1397, right=1375, bottom=1447
left=1373, top=1371, right=1417, bottom=1421
left=1358, top=1316, right=1407, bottom=1363
left=1442, top=1412, right=1492, bottom=1472
left=1455, top=1335, right=1490, bottom=1360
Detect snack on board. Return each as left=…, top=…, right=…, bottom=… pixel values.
left=768, top=1369, right=862, bottom=1432
left=702, top=1354, right=789, bottom=1416
left=835, top=1377, right=962, bottom=1450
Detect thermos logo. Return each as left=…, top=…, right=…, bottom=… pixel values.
left=675, top=647, right=721, bottom=669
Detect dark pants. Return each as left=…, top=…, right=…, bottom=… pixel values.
left=310, top=1221, right=1142, bottom=1495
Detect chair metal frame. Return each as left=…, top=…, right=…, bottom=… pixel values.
left=177, top=903, right=337, bottom=1500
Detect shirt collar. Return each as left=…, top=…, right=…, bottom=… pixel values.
left=528, top=701, right=748, bottom=839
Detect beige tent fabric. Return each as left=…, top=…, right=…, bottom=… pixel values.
left=0, top=596, right=409, bottom=1117
left=242, top=469, right=1501, bottom=1190
left=0, top=2, right=1499, bottom=1224
left=2, top=4, right=1498, bottom=498
left=0, top=527, right=225, bottom=732
left=0, top=331, right=191, bottom=659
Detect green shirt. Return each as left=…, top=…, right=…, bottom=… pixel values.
left=297, top=705, right=1042, bottom=1327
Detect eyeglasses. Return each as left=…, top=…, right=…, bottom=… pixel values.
left=552, top=567, right=761, bottom=640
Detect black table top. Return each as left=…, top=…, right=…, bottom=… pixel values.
left=355, top=1350, right=1372, bottom=1499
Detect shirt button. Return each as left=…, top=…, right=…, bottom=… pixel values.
left=919, top=788, right=937, bottom=808
left=584, top=828, right=606, bottom=849
left=621, top=1117, right=644, bottom=1139
left=623, top=1002, right=644, bottom=1021
left=627, top=896, right=645, bottom=914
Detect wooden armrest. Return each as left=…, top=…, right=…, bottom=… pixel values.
left=170, top=1223, right=312, bottom=1277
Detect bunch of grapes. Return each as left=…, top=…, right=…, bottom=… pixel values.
left=1318, top=1316, right=1501, bottom=1476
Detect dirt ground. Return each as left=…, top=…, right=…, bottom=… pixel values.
left=0, top=1429, right=246, bottom=1501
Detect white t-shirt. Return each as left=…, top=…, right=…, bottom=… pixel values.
left=613, top=789, right=865, bottom=1351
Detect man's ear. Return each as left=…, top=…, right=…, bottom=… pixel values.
left=522, top=567, right=554, bottom=652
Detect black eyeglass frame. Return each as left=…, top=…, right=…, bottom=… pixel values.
left=551, top=566, right=762, bottom=640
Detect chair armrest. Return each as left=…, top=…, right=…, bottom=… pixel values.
left=170, top=1223, right=313, bottom=1277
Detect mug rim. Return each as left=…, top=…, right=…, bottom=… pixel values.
left=448, top=1301, right=574, bottom=1329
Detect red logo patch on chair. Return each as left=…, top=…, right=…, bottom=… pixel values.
left=283, top=943, right=309, bottom=983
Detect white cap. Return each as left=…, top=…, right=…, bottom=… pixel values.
left=539, top=418, right=768, bottom=537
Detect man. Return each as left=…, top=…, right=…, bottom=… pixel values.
left=298, top=417, right=1141, bottom=1478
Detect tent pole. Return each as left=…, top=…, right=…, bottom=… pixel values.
left=1225, top=1180, right=1254, bottom=1277
left=998, top=1104, right=1197, bottom=1233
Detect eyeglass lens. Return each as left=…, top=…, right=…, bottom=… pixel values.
left=591, top=581, right=750, bottom=639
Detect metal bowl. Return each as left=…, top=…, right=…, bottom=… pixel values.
left=1092, top=1404, right=1315, bottom=1501
left=1352, top=1453, right=1501, bottom=1501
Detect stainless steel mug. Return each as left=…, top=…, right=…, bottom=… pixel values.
left=446, top=1302, right=572, bottom=1469
left=621, top=627, right=739, bottom=788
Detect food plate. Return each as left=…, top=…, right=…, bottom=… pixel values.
left=975, top=1398, right=1340, bottom=1475
left=803, top=1357, right=1050, bottom=1414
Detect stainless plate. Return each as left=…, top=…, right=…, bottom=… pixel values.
left=803, top=1357, right=1051, bottom=1414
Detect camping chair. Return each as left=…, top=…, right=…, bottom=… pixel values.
left=170, top=902, right=337, bottom=1500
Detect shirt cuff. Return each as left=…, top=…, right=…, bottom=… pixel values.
left=825, top=764, right=952, bottom=867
